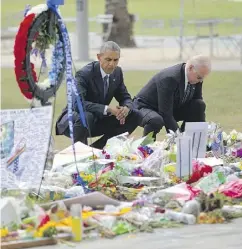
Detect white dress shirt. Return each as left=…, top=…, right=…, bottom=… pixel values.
left=100, top=66, right=110, bottom=115
left=184, top=64, right=189, bottom=91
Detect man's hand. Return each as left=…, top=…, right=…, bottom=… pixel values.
left=116, top=106, right=130, bottom=121
left=107, top=106, right=120, bottom=116
left=107, top=106, right=130, bottom=124
left=119, top=118, right=125, bottom=125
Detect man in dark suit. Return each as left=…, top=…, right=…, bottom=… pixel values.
left=56, top=41, right=141, bottom=149
left=133, top=55, right=211, bottom=139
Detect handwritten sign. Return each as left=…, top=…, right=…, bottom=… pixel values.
left=185, top=122, right=208, bottom=158
left=176, top=136, right=192, bottom=178
left=0, top=106, right=52, bottom=190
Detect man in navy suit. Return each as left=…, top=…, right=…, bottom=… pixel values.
left=56, top=41, right=141, bottom=149
left=134, top=55, right=211, bottom=140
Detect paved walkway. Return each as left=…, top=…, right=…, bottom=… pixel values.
left=1, top=33, right=242, bottom=71
left=34, top=218, right=242, bottom=249
left=1, top=48, right=242, bottom=71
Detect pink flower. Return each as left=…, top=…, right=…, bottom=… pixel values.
left=109, top=162, right=115, bottom=169
left=105, top=154, right=110, bottom=159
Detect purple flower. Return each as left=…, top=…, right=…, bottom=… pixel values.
left=132, top=167, right=144, bottom=177
left=138, top=146, right=154, bottom=157
left=72, top=173, right=79, bottom=184
left=236, top=148, right=242, bottom=158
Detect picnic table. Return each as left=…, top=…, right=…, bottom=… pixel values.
left=187, top=18, right=242, bottom=57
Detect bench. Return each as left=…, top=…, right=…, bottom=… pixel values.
left=95, top=14, right=114, bottom=41
left=63, top=14, right=113, bottom=41
left=188, top=18, right=242, bottom=57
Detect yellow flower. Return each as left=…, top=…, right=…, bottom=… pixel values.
left=82, top=211, right=94, bottom=220
left=80, top=172, right=94, bottom=182
left=56, top=217, right=72, bottom=227
left=34, top=221, right=57, bottom=238
left=0, top=228, right=8, bottom=238
left=56, top=210, right=66, bottom=220
left=26, top=226, right=34, bottom=233
left=230, top=130, right=238, bottom=140
left=131, top=155, right=138, bottom=160
left=34, top=230, right=43, bottom=238
left=110, top=187, right=116, bottom=193
left=239, top=162, right=242, bottom=170
left=116, top=155, right=123, bottom=161
left=119, top=207, right=132, bottom=215
left=164, top=163, right=176, bottom=173
left=90, top=155, right=98, bottom=159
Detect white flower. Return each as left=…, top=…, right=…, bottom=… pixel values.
left=26, top=4, right=48, bottom=17
left=32, top=98, right=42, bottom=107
left=227, top=139, right=232, bottom=145
left=230, top=129, right=238, bottom=135
left=237, top=132, right=242, bottom=141
left=222, top=131, right=228, bottom=141
left=38, top=78, right=51, bottom=90
left=230, top=129, right=238, bottom=140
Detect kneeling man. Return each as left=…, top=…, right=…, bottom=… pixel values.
left=56, top=41, right=141, bottom=149
left=134, top=55, right=211, bottom=139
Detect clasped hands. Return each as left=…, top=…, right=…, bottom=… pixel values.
left=107, top=106, right=130, bottom=125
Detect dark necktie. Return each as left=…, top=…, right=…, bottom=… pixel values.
left=103, top=75, right=109, bottom=99
left=182, top=82, right=195, bottom=104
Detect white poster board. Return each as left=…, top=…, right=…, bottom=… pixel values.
left=41, top=192, right=122, bottom=209
left=52, top=141, right=101, bottom=171
left=197, top=157, right=223, bottom=167
left=176, top=136, right=192, bottom=178
left=0, top=106, right=52, bottom=190
left=185, top=122, right=208, bottom=158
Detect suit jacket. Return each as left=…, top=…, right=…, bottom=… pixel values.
left=134, top=63, right=203, bottom=131
left=56, top=61, right=133, bottom=135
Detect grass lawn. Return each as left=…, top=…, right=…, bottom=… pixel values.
left=1, top=67, right=242, bottom=150
left=1, top=0, right=241, bottom=36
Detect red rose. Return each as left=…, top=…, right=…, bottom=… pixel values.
left=14, top=13, right=36, bottom=100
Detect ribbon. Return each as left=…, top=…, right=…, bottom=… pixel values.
left=24, top=4, right=32, bottom=17
left=47, top=2, right=88, bottom=190
left=47, top=4, right=87, bottom=128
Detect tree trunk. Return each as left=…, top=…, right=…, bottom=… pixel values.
left=104, top=0, right=136, bottom=48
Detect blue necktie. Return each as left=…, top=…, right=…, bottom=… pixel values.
left=103, top=75, right=109, bottom=99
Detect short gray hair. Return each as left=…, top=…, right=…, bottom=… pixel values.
left=99, top=41, right=121, bottom=54
left=188, top=55, right=211, bottom=71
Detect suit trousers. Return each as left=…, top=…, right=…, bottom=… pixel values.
left=140, top=99, right=206, bottom=139
left=63, top=110, right=141, bottom=149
